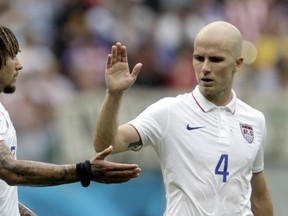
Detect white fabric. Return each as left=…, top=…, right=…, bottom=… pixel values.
left=129, top=85, right=266, bottom=216
left=0, top=102, right=20, bottom=216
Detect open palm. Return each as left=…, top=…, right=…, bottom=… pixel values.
left=90, top=146, right=141, bottom=183
left=105, top=42, right=142, bottom=93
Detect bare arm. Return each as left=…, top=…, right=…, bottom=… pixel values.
left=94, top=42, right=142, bottom=153
left=0, top=141, right=140, bottom=186
left=19, top=203, right=37, bottom=216
left=0, top=141, right=78, bottom=186
left=251, top=171, right=273, bottom=216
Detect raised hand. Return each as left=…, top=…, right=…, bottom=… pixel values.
left=105, top=42, right=142, bottom=94
left=90, top=146, right=141, bottom=184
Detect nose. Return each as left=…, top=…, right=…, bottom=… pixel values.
left=201, top=59, right=211, bottom=73
left=15, top=57, right=23, bottom=71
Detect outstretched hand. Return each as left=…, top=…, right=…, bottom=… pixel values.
left=90, top=146, right=141, bottom=184
left=105, top=42, right=142, bottom=94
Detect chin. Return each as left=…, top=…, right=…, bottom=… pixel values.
left=200, top=85, right=213, bottom=93
left=3, top=85, right=16, bottom=94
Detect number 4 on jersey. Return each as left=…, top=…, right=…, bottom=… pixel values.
left=215, top=154, right=229, bottom=182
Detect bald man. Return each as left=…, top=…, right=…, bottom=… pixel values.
left=94, top=21, right=273, bottom=216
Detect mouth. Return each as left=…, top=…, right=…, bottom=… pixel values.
left=200, top=77, right=213, bottom=85
left=12, top=73, right=18, bottom=83
left=201, top=77, right=212, bottom=81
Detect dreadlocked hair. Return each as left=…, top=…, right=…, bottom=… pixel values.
left=0, top=26, right=19, bottom=69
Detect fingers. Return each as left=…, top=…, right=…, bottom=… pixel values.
left=111, top=44, right=117, bottom=65
left=115, top=42, right=127, bottom=63
left=109, top=42, right=126, bottom=65
left=100, top=169, right=141, bottom=183
left=121, top=45, right=127, bottom=62
left=117, top=43, right=122, bottom=62
left=105, top=162, right=140, bottom=171
left=106, top=54, right=112, bottom=68
left=91, top=165, right=141, bottom=184
left=105, top=42, right=142, bottom=91
left=90, top=160, right=141, bottom=183
left=106, top=42, right=142, bottom=77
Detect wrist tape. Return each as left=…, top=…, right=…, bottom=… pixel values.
left=76, top=160, right=92, bottom=187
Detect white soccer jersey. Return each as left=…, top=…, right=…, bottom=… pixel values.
left=129, top=85, right=265, bottom=216
left=0, top=102, right=20, bottom=216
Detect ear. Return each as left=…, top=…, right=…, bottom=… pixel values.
left=234, top=56, right=244, bottom=72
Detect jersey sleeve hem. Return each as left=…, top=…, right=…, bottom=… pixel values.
left=128, top=123, right=143, bottom=151
left=252, top=168, right=264, bottom=174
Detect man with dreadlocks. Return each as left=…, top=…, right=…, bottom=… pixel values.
left=0, top=26, right=141, bottom=216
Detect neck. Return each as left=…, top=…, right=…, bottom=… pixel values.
left=202, top=90, right=233, bottom=106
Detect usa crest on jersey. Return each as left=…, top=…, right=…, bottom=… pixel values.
left=240, top=123, right=254, bottom=143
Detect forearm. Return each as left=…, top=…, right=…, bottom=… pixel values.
left=5, top=160, right=77, bottom=186
left=0, top=142, right=78, bottom=186
left=94, top=91, right=123, bottom=152
left=19, top=202, right=37, bottom=216
left=251, top=191, right=273, bottom=216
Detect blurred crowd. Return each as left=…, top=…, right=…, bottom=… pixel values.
left=0, top=0, right=288, bottom=161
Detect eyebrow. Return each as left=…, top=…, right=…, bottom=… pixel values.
left=193, top=54, right=225, bottom=60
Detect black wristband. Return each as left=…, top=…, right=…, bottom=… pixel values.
left=76, top=160, right=92, bottom=187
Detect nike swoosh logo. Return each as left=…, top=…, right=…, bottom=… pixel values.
left=186, top=124, right=205, bottom=131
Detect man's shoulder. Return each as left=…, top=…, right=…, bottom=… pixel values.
left=236, top=98, right=265, bottom=119
left=156, top=92, right=192, bottom=104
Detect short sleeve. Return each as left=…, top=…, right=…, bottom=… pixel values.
left=252, top=114, right=266, bottom=173
left=128, top=98, right=171, bottom=148
left=0, top=112, right=7, bottom=140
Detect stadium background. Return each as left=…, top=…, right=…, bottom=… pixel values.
left=0, top=0, right=287, bottom=215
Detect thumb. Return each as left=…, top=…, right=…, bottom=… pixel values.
left=131, top=63, right=142, bottom=78
left=97, top=145, right=113, bottom=160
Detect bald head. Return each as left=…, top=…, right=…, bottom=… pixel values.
left=195, top=21, right=243, bottom=58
